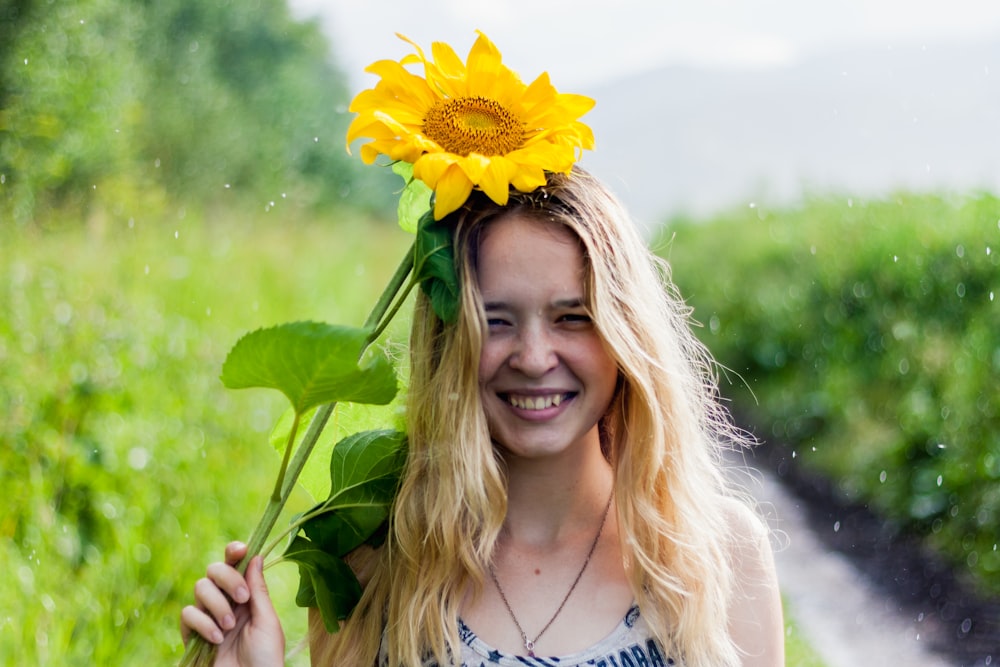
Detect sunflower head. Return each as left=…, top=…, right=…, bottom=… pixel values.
left=346, top=31, right=595, bottom=220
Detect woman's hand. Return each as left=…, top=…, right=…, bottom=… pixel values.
left=180, top=542, right=286, bottom=667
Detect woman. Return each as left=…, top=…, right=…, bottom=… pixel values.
left=182, top=169, right=785, bottom=666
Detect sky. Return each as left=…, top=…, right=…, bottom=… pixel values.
left=288, top=0, right=1000, bottom=90
left=286, top=1, right=999, bottom=223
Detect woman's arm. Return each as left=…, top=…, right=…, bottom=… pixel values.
left=726, top=504, right=786, bottom=667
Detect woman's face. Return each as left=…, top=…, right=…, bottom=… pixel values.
left=476, top=213, right=619, bottom=462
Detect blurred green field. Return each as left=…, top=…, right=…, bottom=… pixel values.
left=1, top=210, right=829, bottom=666
left=0, top=211, right=410, bottom=665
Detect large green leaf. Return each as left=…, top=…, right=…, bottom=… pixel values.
left=220, top=321, right=398, bottom=413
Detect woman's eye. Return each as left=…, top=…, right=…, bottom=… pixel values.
left=486, top=317, right=511, bottom=328
left=559, top=313, right=592, bottom=324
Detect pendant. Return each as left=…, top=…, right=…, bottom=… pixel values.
left=525, top=639, right=535, bottom=657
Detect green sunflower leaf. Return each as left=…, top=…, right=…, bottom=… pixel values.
left=284, top=535, right=362, bottom=633
left=220, top=321, right=397, bottom=413
left=285, top=429, right=407, bottom=631
left=414, top=209, right=460, bottom=324
left=392, top=161, right=432, bottom=234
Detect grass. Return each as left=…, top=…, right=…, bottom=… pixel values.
left=1, top=209, right=828, bottom=665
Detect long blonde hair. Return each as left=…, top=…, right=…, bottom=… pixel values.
left=312, top=168, right=748, bottom=667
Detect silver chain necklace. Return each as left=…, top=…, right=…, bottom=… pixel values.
left=488, top=492, right=614, bottom=657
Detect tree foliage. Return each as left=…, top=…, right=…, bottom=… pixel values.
left=0, top=0, right=391, bottom=225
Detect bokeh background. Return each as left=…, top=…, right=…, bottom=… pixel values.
left=1, top=1, right=997, bottom=664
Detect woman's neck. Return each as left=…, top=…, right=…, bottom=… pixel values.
left=500, top=444, right=614, bottom=548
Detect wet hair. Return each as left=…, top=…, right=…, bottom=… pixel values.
left=313, top=168, right=753, bottom=667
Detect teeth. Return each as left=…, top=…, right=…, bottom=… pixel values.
left=507, top=394, right=564, bottom=410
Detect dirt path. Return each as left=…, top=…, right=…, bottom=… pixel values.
left=752, top=469, right=958, bottom=667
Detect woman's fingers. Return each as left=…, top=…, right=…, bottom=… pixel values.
left=180, top=604, right=224, bottom=645
left=179, top=542, right=253, bottom=644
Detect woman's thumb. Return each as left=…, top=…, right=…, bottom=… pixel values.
left=245, top=556, right=275, bottom=618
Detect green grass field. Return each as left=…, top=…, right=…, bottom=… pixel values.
left=1, top=212, right=824, bottom=665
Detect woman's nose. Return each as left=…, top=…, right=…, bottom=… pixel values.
left=509, top=326, right=558, bottom=376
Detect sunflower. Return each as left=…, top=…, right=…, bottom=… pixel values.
left=346, top=31, right=595, bottom=219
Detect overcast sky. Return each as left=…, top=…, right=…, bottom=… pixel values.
left=289, top=0, right=1000, bottom=90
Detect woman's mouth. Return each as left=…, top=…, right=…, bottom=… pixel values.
left=503, top=393, right=572, bottom=410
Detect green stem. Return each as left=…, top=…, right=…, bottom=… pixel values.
left=271, top=413, right=300, bottom=502
left=367, top=276, right=418, bottom=345
left=363, top=240, right=415, bottom=333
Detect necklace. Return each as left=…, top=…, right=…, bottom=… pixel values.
left=488, top=492, right=614, bottom=657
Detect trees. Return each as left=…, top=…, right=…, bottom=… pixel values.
left=0, top=0, right=387, bottom=225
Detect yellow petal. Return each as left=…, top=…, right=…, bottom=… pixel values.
left=432, top=165, right=474, bottom=219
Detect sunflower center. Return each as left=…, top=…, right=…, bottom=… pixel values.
left=423, top=96, right=524, bottom=156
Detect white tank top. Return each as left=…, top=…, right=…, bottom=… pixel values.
left=377, top=604, right=675, bottom=667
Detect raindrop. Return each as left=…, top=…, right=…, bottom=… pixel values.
left=281, top=193, right=287, bottom=198
left=898, top=358, right=910, bottom=374
left=956, top=283, right=966, bottom=298
left=224, top=183, right=231, bottom=189
left=24, top=58, right=28, bottom=65
left=314, top=136, right=319, bottom=142
left=937, top=475, right=943, bottom=487
left=748, top=202, right=757, bottom=209
left=986, top=246, right=992, bottom=256
left=960, top=618, right=972, bottom=634
left=128, top=218, right=134, bottom=228
left=847, top=198, right=853, bottom=208
left=174, top=230, right=179, bottom=239
left=205, top=307, right=212, bottom=317
left=144, top=265, right=150, bottom=275
left=792, top=451, right=797, bottom=458
left=956, top=245, right=965, bottom=258
left=918, top=612, right=925, bottom=621
left=833, top=521, right=841, bottom=532
left=0, top=174, right=4, bottom=184
left=709, top=315, right=720, bottom=333
left=879, top=470, right=887, bottom=483
left=990, top=292, right=995, bottom=302
left=154, top=158, right=161, bottom=168
left=893, top=255, right=899, bottom=262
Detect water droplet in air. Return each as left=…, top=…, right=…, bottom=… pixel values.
left=833, top=521, right=841, bottom=532
left=879, top=470, right=887, bottom=483
left=937, top=475, right=943, bottom=487
left=961, top=618, right=972, bottom=634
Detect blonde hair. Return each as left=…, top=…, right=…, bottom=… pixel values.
left=311, top=168, right=749, bottom=667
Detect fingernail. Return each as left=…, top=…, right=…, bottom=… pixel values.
left=222, top=613, right=235, bottom=630
left=235, top=586, right=250, bottom=604
left=211, top=630, right=224, bottom=644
